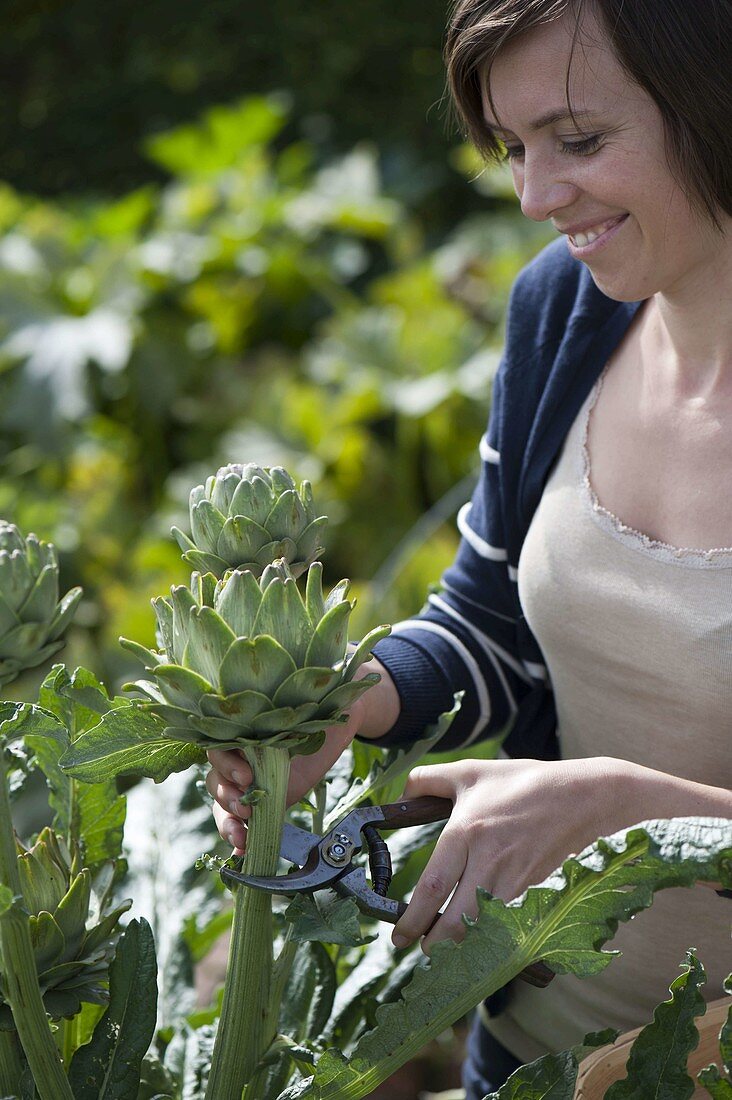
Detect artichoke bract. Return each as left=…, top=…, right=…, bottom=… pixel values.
left=122, top=560, right=389, bottom=754
left=0, top=828, right=130, bottom=1027
left=0, top=524, right=82, bottom=687
left=171, top=464, right=327, bottom=580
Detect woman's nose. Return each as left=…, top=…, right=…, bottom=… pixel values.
left=515, top=156, right=578, bottom=222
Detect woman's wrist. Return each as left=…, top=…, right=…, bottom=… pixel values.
left=353, top=657, right=401, bottom=740
left=599, top=755, right=732, bottom=830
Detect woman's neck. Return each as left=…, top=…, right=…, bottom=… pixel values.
left=648, top=229, right=732, bottom=399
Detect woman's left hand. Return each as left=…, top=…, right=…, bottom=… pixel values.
left=392, top=756, right=623, bottom=953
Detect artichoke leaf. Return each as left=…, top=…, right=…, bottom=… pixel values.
left=17, top=842, right=67, bottom=913
left=170, top=585, right=198, bottom=661
left=199, top=689, right=271, bottom=722
left=298, top=513, right=327, bottom=548
left=127, top=678, right=165, bottom=703
left=47, top=586, right=83, bottom=640
left=219, top=635, right=297, bottom=696
left=153, top=664, right=213, bottom=708
left=305, top=562, right=325, bottom=626
left=304, top=601, right=352, bottom=668
left=316, top=676, right=379, bottom=718
left=0, top=620, right=52, bottom=659
left=183, top=606, right=237, bottom=685
left=187, top=714, right=252, bottom=741
left=273, top=667, right=342, bottom=708
left=214, top=569, right=262, bottom=638
left=152, top=596, right=174, bottom=654
left=181, top=548, right=229, bottom=576
left=342, top=626, right=392, bottom=682
left=211, top=469, right=242, bottom=514
left=249, top=702, right=319, bottom=735
left=289, top=717, right=348, bottom=736
left=190, top=498, right=226, bottom=555
left=171, top=525, right=197, bottom=554
left=120, top=637, right=162, bottom=669
left=29, top=910, right=66, bottom=973
left=229, top=478, right=270, bottom=527
left=323, top=579, right=350, bottom=613
left=255, top=538, right=299, bottom=570
left=265, top=489, right=307, bottom=542
left=0, top=589, right=20, bottom=634
left=251, top=577, right=312, bottom=665
left=2, top=550, right=32, bottom=607
left=217, top=515, right=270, bottom=564
left=54, top=868, right=92, bottom=963
left=17, top=562, right=58, bottom=621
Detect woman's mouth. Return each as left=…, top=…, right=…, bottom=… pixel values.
left=565, top=214, right=629, bottom=256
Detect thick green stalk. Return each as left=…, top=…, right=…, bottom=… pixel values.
left=0, top=755, right=73, bottom=1100
left=0, top=1029, right=26, bottom=1095
left=206, top=744, right=290, bottom=1100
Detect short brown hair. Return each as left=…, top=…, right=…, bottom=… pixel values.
left=445, top=0, right=732, bottom=224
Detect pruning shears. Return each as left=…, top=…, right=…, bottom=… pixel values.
left=220, top=795, right=554, bottom=988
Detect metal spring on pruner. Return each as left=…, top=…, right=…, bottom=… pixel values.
left=363, top=825, right=393, bottom=897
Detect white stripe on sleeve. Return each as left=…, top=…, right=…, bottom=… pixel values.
left=479, top=435, right=500, bottom=464
left=390, top=619, right=490, bottom=745
left=428, top=594, right=532, bottom=691
left=457, top=503, right=508, bottom=561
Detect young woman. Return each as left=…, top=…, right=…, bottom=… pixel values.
left=207, top=0, right=732, bottom=1092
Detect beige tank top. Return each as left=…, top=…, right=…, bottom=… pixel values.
left=485, top=374, right=732, bottom=1063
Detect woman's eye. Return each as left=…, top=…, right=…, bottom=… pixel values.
left=501, top=145, right=524, bottom=161
left=560, top=134, right=603, bottom=156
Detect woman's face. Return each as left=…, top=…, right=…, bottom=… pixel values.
left=482, top=9, right=728, bottom=302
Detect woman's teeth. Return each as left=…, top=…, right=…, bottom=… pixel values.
left=570, top=218, right=622, bottom=247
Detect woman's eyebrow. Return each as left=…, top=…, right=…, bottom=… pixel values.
left=484, top=107, right=594, bottom=134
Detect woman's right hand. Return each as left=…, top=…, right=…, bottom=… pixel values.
left=206, top=657, right=401, bottom=852
left=207, top=700, right=366, bottom=852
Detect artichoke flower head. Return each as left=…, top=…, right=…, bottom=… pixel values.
left=123, top=559, right=389, bottom=755
left=0, top=524, right=82, bottom=688
left=171, top=464, right=327, bottom=580
left=0, top=828, right=130, bottom=1027
left=123, top=465, right=389, bottom=754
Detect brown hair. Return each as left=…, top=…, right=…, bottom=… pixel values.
left=445, top=0, right=732, bottom=224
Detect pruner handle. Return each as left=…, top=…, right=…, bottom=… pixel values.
left=376, top=796, right=453, bottom=830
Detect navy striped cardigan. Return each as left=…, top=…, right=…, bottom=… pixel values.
left=372, top=238, right=642, bottom=758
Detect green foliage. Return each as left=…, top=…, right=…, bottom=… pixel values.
left=68, top=918, right=158, bottom=1099
left=281, top=818, right=732, bottom=1099
left=484, top=1029, right=619, bottom=1099
left=0, top=95, right=549, bottom=695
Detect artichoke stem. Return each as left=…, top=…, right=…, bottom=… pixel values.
left=0, top=755, right=74, bottom=1100
left=0, top=1030, right=25, bottom=1095
left=206, top=744, right=290, bottom=1100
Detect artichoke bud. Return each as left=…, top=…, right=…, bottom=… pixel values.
left=122, top=559, right=390, bottom=753
left=0, top=828, right=130, bottom=1027
left=171, top=464, right=327, bottom=580
left=0, top=523, right=82, bottom=688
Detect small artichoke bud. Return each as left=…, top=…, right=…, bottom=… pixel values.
left=0, top=828, right=130, bottom=1025
left=121, top=559, right=390, bottom=755
left=171, top=464, right=327, bottom=580
left=0, top=523, right=82, bottom=688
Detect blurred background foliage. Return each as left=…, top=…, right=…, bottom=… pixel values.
left=0, top=5, right=552, bottom=699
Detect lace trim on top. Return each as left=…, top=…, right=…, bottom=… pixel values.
left=580, top=369, right=732, bottom=568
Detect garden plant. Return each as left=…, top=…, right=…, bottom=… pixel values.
left=0, top=470, right=730, bottom=1099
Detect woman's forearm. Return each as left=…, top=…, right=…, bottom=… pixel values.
left=355, top=658, right=401, bottom=739
left=605, top=756, right=732, bottom=889
left=608, top=756, right=732, bottom=820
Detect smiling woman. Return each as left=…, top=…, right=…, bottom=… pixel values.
left=206, top=1, right=732, bottom=1096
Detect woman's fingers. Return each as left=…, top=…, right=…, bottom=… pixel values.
left=207, top=748, right=252, bottom=790
left=391, top=826, right=468, bottom=950
left=212, top=800, right=247, bottom=854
